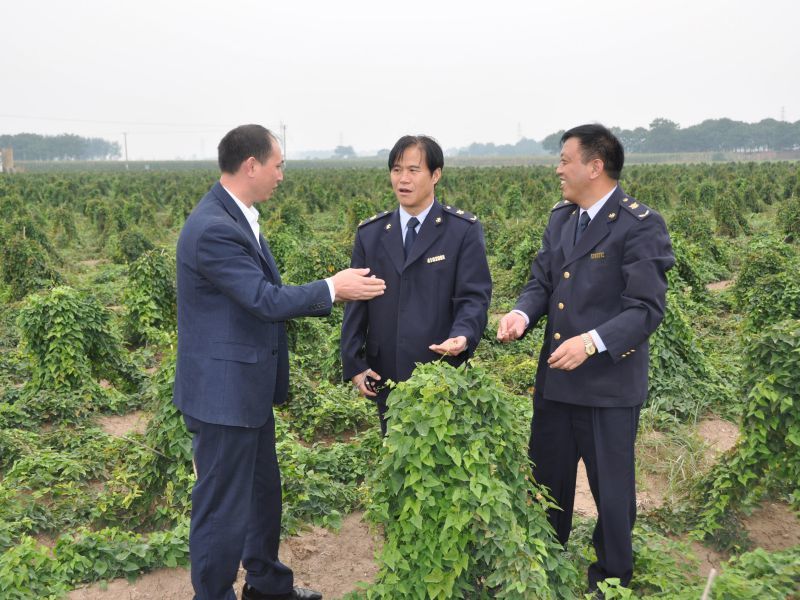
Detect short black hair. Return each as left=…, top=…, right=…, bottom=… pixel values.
left=561, top=124, right=624, bottom=181
left=388, top=135, right=444, bottom=174
left=218, top=124, right=276, bottom=174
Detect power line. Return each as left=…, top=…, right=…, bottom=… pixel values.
left=0, top=113, right=231, bottom=128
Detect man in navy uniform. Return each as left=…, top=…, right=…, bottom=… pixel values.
left=174, top=124, right=385, bottom=600
left=340, top=135, right=491, bottom=435
left=496, top=124, right=674, bottom=593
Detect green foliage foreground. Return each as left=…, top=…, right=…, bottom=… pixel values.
left=365, top=361, right=579, bottom=599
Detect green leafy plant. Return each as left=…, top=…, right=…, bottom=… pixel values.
left=122, top=247, right=177, bottom=345
left=280, top=370, right=374, bottom=441
left=365, top=361, right=579, bottom=599
left=778, top=194, right=800, bottom=241
left=712, top=189, right=749, bottom=237
left=16, top=286, right=140, bottom=394
left=0, top=234, right=62, bottom=301
left=0, top=535, right=67, bottom=599
left=732, top=234, right=796, bottom=309
left=106, top=228, right=155, bottom=264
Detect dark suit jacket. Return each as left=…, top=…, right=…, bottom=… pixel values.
left=340, top=200, right=491, bottom=387
left=514, top=187, right=674, bottom=408
left=173, top=182, right=332, bottom=427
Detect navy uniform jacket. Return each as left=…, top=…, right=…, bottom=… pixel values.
left=174, top=182, right=332, bottom=427
left=340, top=200, right=491, bottom=386
left=514, top=187, right=674, bottom=408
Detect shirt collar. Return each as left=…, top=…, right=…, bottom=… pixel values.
left=582, top=185, right=617, bottom=221
left=222, top=184, right=260, bottom=228
left=399, top=198, right=435, bottom=231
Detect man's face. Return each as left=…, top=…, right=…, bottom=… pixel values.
left=556, top=137, right=594, bottom=205
left=390, top=145, right=440, bottom=214
left=252, top=141, right=285, bottom=203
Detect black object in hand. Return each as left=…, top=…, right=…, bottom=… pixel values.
left=365, top=376, right=380, bottom=393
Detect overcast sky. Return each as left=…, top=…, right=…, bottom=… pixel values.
left=2, top=0, right=797, bottom=159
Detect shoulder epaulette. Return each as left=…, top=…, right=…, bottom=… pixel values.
left=619, top=196, right=652, bottom=220
left=358, top=210, right=392, bottom=228
left=551, top=199, right=573, bottom=211
left=442, top=204, right=479, bottom=223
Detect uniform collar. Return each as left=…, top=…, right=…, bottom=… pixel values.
left=581, top=185, right=617, bottom=221
left=398, top=198, right=435, bottom=232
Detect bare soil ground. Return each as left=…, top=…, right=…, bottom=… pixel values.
left=97, top=411, right=150, bottom=438
left=706, top=279, right=734, bottom=291
left=69, top=415, right=797, bottom=599
left=68, top=513, right=380, bottom=600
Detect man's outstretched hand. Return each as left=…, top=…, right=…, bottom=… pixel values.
left=429, top=336, right=468, bottom=356
left=332, top=268, right=386, bottom=302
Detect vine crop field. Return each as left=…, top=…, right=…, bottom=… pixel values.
left=0, top=161, right=799, bottom=598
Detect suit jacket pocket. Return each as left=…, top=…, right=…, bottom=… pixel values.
left=209, top=341, right=258, bottom=363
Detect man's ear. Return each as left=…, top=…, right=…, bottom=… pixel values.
left=432, top=168, right=442, bottom=185
left=589, top=158, right=604, bottom=179
left=241, top=156, right=257, bottom=177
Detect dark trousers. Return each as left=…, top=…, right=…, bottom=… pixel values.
left=375, top=389, right=390, bottom=437
left=184, top=412, right=293, bottom=600
left=529, top=397, right=640, bottom=588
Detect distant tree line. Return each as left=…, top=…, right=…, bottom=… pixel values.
left=542, top=118, right=800, bottom=154
left=455, top=137, right=544, bottom=157
left=0, top=133, right=121, bottom=161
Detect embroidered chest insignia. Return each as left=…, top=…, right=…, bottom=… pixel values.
left=426, top=254, right=446, bottom=264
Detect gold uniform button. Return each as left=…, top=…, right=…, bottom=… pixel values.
left=564, top=271, right=570, bottom=279
left=554, top=333, right=561, bottom=340
left=558, top=302, right=565, bottom=310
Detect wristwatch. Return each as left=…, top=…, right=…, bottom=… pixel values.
left=580, top=333, right=596, bottom=356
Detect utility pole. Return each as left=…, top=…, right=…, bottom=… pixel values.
left=781, top=106, right=786, bottom=122
left=280, top=121, right=287, bottom=164
left=123, top=132, right=129, bottom=170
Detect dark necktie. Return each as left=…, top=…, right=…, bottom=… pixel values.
left=404, top=216, right=419, bottom=259
left=575, top=211, right=590, bottom=243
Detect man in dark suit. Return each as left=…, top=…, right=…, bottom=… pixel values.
left=340, top=135, right=491, bottom=435
left=174, top=124, right=385, bottom=600
left=496, top=124, right=674, bottom=592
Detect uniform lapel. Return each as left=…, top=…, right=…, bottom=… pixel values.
left=380, top=210, right=405, bottom=275
left=557, top=207, right=579, bottom=266
left=404, top=201, right=444, bottom=269
left=561, top=189, right=622, bottom=268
